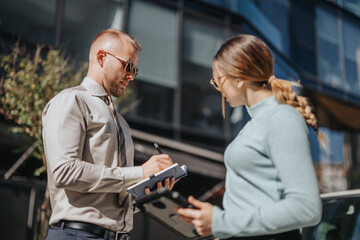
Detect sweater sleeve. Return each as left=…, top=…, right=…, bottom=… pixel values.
left=212, top=108, right=322, bottom=238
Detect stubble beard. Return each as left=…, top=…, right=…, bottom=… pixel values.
left=107, top=78, right=124, bottom=98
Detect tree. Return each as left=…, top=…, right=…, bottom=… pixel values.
left=0, top=43, right=87, bottom=168
left=0, top=43, right=87, bottom=239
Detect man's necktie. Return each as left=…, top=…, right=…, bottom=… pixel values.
left=105, top=96, right=130, bottom=211
left=106, top=95, right=127, bottom=167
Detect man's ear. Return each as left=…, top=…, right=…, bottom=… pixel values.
left=96, top=50, right=106, bottom=67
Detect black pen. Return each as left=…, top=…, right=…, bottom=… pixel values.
left=154, top=142, right=164, bottom=154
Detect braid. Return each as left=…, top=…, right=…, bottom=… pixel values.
left=270, top=78, right=327, bottom=150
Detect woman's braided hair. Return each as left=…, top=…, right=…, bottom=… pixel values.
left=214, top=34, right=327, bottom=149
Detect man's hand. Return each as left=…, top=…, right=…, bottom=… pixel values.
left=176, top=196, right=214, bottom=236
left=141, top=154, right=173, bottom=179
left=144, top=177, right=178, bottom=195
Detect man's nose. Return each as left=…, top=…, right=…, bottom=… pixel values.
left=127, top=72, right=135, bottom=81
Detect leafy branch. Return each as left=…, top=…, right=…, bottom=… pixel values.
left=0, top=43, right=88, bottom=172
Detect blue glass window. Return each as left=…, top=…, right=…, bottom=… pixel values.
left=343, top=19, right=360, bottom=94
left=0, top=0, right=57, bottom=44
left=316, top=8, right=343, bottom=88
left=127, top=0, right=178, bottom=123
left=181, top=16, right=224, bottom=135
left=62, top=0, right=124, bottom=61
left=317, top=127, right=344, bottom=164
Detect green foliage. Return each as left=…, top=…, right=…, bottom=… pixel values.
left=0, top=43, right=88, bottom=170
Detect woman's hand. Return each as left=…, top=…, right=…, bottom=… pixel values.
left=176, top=196, right=214, bottom=236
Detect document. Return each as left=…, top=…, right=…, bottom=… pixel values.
left=127, top=163, right=187, bottom=198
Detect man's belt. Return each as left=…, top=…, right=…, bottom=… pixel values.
left=53, top=220, right=130, bottom=240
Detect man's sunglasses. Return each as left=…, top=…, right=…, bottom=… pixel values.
left=104, top=51, right=139, bottom=76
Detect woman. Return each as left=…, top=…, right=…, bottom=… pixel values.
left=176, top=35, right=326, bottom=240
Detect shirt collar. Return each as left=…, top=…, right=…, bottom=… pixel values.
left=81, top=77, right=108, bottom=97
left=246, top=96, right=277, bottom=118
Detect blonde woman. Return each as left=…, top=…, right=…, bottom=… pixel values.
left=177, top=35, right=326, bottom=240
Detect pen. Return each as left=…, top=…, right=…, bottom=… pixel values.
left=154, top=142, right=164, bottom=154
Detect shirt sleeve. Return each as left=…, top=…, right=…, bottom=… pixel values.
left=212, top=108, right=322, bottom=238
left=42, top=92, right=144, bottom=193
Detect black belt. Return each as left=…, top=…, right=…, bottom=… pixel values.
left=226, top=229, right=302, bottom=240
left=53, top=220, right=130, bottom=240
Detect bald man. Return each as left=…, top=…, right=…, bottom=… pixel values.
left=42, top=29, right=174, bottom=240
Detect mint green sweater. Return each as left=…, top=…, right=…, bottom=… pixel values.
left=212, top=96, right=322, bottom=238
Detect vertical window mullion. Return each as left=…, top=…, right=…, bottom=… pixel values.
left=173, top=0, right=184, bottom=140
left=55, top=0, right=66, bottom=49
left=338, top=11, right=347, bottom=92
left=224, top=14, right=232, bottom=142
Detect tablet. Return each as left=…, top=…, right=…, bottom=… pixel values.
left=127, top=163, right=187, bottom=198
left=133, top=189, right=213, bottom=240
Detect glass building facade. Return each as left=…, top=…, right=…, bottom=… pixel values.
left=1, top=0, right=360, bottom=239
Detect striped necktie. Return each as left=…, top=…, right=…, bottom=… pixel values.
left=106, top=95, right=127, bottom=167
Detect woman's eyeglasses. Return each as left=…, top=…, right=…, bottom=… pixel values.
left=210, top=75, right=227, bottom=118
left=210, top=76, right=226, bottom=90
left=210, top=78, right=219, bottom=89
left=104, top=51, right=139, bottom=76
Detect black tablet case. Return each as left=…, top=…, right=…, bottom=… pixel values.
left=133, top=189, right=213, bottom=240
